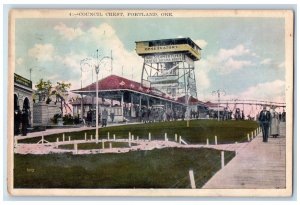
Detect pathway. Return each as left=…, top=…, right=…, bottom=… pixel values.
left=203, top=123, right=286, bottom=189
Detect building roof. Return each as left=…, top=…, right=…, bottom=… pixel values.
left=72, top=74, right=175, bottom=100
left=69, top=96, right=110, bottom=106
left=135, top=37, right=202, bottom=50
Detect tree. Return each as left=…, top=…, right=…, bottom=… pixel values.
left=34, top=79, right=53, bottom=103
left=52, top=81, right=72, bottom=115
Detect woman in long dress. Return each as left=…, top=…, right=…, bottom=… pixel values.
left=270, top=106, right=280, bottom=138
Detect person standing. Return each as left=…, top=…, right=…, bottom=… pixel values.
left=21, top=108, right=29, bottom=136
left=258, top=105, right=271, bottom=142
left=110, top=109, right=115, bottom=123
left=102, top=108, right=108, bottom=127
left=270, top=106, right=280, bottom=138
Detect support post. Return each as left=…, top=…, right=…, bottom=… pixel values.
left=90, top=135, right=93, bottom=141
left=63, top=133, right=65, bottom=142
left=137, top=136, right=139, bottom=141
left=149, top=132, right=151, bottom=141
left=85, top=132, right=87, bottom=141
left=113, top=134, right=116, bottom=141
left=132, top=135, right=134, bottom=141
left=102, top=141, right=105, bottom=149
left=165, top=133, right=168, bottom=141
left=108, top=132, right=110, bottom=140
left=189, top=169, right=196, bottom=189
left=68, top=136, right=71, bottom=141
left=247, top=133, right=250, bottom=141
left=215, top=136, right=218, bottom=145
left=109, top=142, right=112, bottom=149
left=179, top=136, right=182, bottom=144
left=42, top=135, right=44, bottom=144
left=206, top=138, right=209, bottom=145
left=121, top=92, right=124, bottom=121
left=175, top=134, right=177, bottom=142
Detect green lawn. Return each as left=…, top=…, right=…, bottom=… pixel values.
left=14, top=148, right=235, bottom=188
left=58, top=142, right=138, bottom=150
left=19, top=119, right=259, bottom=144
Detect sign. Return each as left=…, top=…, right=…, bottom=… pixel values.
left=145, top=53, right=184, bottom=64
left=148, top=75, right=178, bottom=84
left=14, top=73, right=32, bottom=89
left=150, top=83, right=179, bottom=88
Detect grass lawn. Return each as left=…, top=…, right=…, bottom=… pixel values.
left=58, top=142, right=138, bottom=150
left=14, top=147, right=235, bottom=188
left=19, top=119, right=259, bottom=144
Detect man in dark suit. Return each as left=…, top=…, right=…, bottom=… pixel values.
left=258, top=105, right=271, bottom=142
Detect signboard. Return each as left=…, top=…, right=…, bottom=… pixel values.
left=148, top=75, right=178, bottom=84
left=145, top=53, right=184, bottom=64
left=14, top=73, right=32, bottom=89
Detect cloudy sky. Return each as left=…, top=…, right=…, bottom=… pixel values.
left=15, top=17, right=286, bottom=104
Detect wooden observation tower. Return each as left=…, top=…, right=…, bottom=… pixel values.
left=135, top=38, right=201, bottom=101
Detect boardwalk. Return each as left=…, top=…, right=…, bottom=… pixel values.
left=203, top=123, right=286, bottom=189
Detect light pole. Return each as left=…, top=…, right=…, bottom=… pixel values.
left=212, top=89, right=226, bottom=121
left=93, top=50, right=111, bottom=143
left=80, top=58, right=92, bottom=124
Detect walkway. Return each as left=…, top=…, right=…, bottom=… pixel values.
left=203, top=123, right=286, bottom=189
left=15, top=121, right=143, bottom=140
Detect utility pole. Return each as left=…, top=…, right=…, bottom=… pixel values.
left=212, top=89, right=226, bottom=121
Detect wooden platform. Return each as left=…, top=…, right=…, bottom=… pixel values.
left=203, top=123, right=286, bottom=189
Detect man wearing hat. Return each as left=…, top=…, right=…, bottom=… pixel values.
left=258, top=105, right=271, bottom=142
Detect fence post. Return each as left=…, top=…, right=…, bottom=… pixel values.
left=221, top=151, right=225, bottom=168
left=206, top=138, right=209, bottom=145
left=137, top=136, right=139, bottom=141
left=102, top=141, right=105, bottom=149
left=129, top=141, right=131, bottom=147
left=56, top=138, right=59, bottom=148
left=68, top=136, right=71, bottom=141
left=247, top=133, right=250, bottom=142
left=132, top=135, right=134, bottom=141
left=149, top=132, right=151, bottom=141
left=90, top=135, right=93, bottom=141
left=84, top=133, right=87, bottom=141
left=129, top=132, right=131, bottom=139
left=109, top=142, right=112, bottom=149
left=165, top=133, right=168, bottom=141
left=74, top=143, right=78, bottom=154
left=189, top=169, right=196, bottom=189
left=175, top=134, right=177, bottom=142
left=215, top=136, right=218, bottom=145
left=108, top=132, right=110, bottom=140
left=63, top=133, right=65, bottom=142
left=179, top=136, right=182, bottom=144
left=113, top=134, right=116, bottom=141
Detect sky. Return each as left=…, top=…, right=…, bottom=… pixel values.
left=14, top=17, right=286, bottom=108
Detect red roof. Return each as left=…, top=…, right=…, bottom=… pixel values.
left=72, top=75, right=174, bottom=100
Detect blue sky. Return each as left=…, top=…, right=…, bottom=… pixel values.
left=15, top=17, right=286, bottom=103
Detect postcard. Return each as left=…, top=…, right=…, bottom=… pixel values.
left=7, top=9, right=293, bottom=196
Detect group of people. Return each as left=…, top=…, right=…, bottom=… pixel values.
left=258, top=105, right=282, bottom=143
left=14, top=107, right=30, bottom=136
left=85, top=108, right=112, bottom=127
left=139, top=106, right=188, bottom=123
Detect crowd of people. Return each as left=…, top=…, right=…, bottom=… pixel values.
left=14, top=107, right=31, bottom=136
